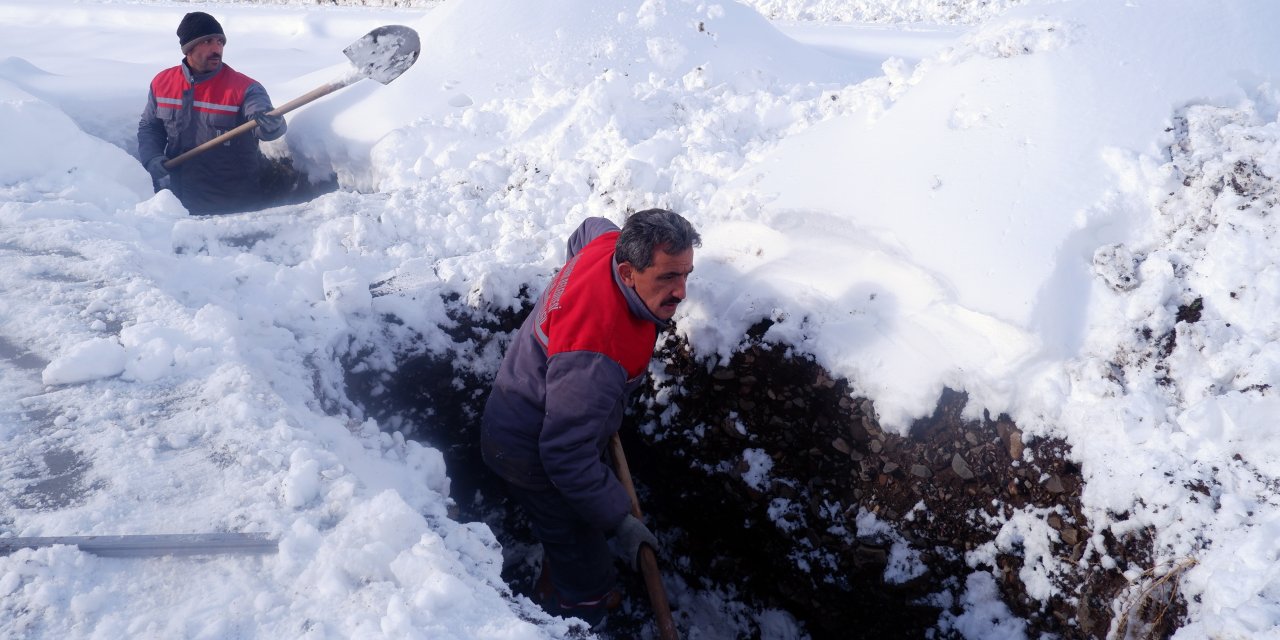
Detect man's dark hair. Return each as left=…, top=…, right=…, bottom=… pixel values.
left=615, top=208, right=701, bottom=271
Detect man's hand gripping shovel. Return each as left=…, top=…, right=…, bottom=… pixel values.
left=163, top=25, right=421, bottom=170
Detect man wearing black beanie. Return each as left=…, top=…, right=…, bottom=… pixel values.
left=137, top=12, right=287, bottom=214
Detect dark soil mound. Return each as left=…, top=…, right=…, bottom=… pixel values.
left=345, top=303, right=1184, bottom=639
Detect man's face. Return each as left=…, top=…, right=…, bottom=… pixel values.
left=185, top=36, right=225, bottom=74
left=619, top=244, right=695, bottom=321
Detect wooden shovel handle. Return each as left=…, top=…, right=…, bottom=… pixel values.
left=610, top=433, right=680, bottom=640
left=163, top=78, right=353, bottom=170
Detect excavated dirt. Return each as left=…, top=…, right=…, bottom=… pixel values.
left=631, top=322, right=1184, bottom=639
left=346, top=302, right=1186, bottom=639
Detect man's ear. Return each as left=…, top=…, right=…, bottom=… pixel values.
left=617, top=261, right=636, bottom=287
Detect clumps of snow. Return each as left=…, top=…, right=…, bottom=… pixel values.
left=966, top=506, right=1069, bottom=603
left=258, top=490, right=539, bottom=637
left=322, top=266, right=375, bottom=316
left=1026, top=93, right=1280, bottom=638
left=289, top=0, right=863, bottom=191
left=933, top=571, right=1028, bottom=639
left=661, top=572, right=809, bottom=639
left=855, top=508, right=927, bottom=584
left=933, top=14, right=1073, bottom=63
left=742, top=0, right=1028, bottom=24
left=754, top=607, right=808, bottom=640
left=282, top=449, right=323, bottom=508
left=41, top=338, right=126, bottom=386
left=740, top=447, right=774, bottom=490
left=1091, top=243, right=1141, bottom=292
left=767, top=498, right=803, bottom=533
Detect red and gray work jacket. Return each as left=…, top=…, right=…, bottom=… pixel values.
left=481, top=217, right=666, bottom=532
left=137, top=61, right=284, bottom=214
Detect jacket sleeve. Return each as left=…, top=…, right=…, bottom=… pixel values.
left=137, top=88, right=168, bottom=163
left=243, top=82, right=286, bottom=142
left=565, top=217, right=620, bottom=259
left=539, top=350, right=633, bottom=531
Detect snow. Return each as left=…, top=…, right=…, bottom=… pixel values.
left=854, top=509, right=926, bottom=585
left=41, top=338, right=128, bottom=386
left=934, top=571, right=1027, bottom=640
left=2, top=0, right=1280, bottom=638
left=744, top=0, right=1029, bottom=24
left=740, top=447, right=774, bottom=490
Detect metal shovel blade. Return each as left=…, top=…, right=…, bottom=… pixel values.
left=343, top=25, right=421, bottom=85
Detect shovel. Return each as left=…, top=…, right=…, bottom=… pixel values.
left=163, top=25, right=421, bottom=170
left=610, top=433, right=680, bottom=640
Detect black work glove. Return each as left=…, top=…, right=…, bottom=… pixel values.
left=252, top=112, right=286, bottom=140
left=144, top=155, right=168, bottom=181
left=612, top=514, right=658, bottom=571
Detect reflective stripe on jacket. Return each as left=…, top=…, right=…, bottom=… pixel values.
left=481, top=217, right=665, bottom=531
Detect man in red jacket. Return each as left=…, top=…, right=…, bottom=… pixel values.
left=137, top=12, right=286, bottom=214
left=482, top=209, right=700, bottom=627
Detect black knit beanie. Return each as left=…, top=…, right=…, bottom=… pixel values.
left=177, top=12, right=225, bottom=54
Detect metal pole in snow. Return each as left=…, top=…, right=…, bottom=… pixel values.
left=0, top=533, right=278, bottom=558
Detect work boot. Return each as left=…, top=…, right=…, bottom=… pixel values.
left=531, top=555, right=621, bottom=628
left=540, top=587, right=623, bottom=629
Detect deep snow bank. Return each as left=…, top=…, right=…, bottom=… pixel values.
left=0, top=81, right=152, bottom=214
left=719, top=0, right=1280, bottom=429
left=285, top=0, right=866, bottom=189
left=0, top=71, right=576, bottom=640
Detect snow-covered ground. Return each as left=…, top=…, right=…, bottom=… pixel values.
left=3, top=0, right=1280, bottom=637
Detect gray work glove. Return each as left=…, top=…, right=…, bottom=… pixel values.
left=252, top=112, right=286, bottom=140
left=612, top=514, right=659, bottom=571
left=144, top=155, right=168, bottom=181
left=144, top=156, right=171, bottom=190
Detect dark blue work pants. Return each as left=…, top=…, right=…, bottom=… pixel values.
left=506, top=482, right=617, bottom=606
